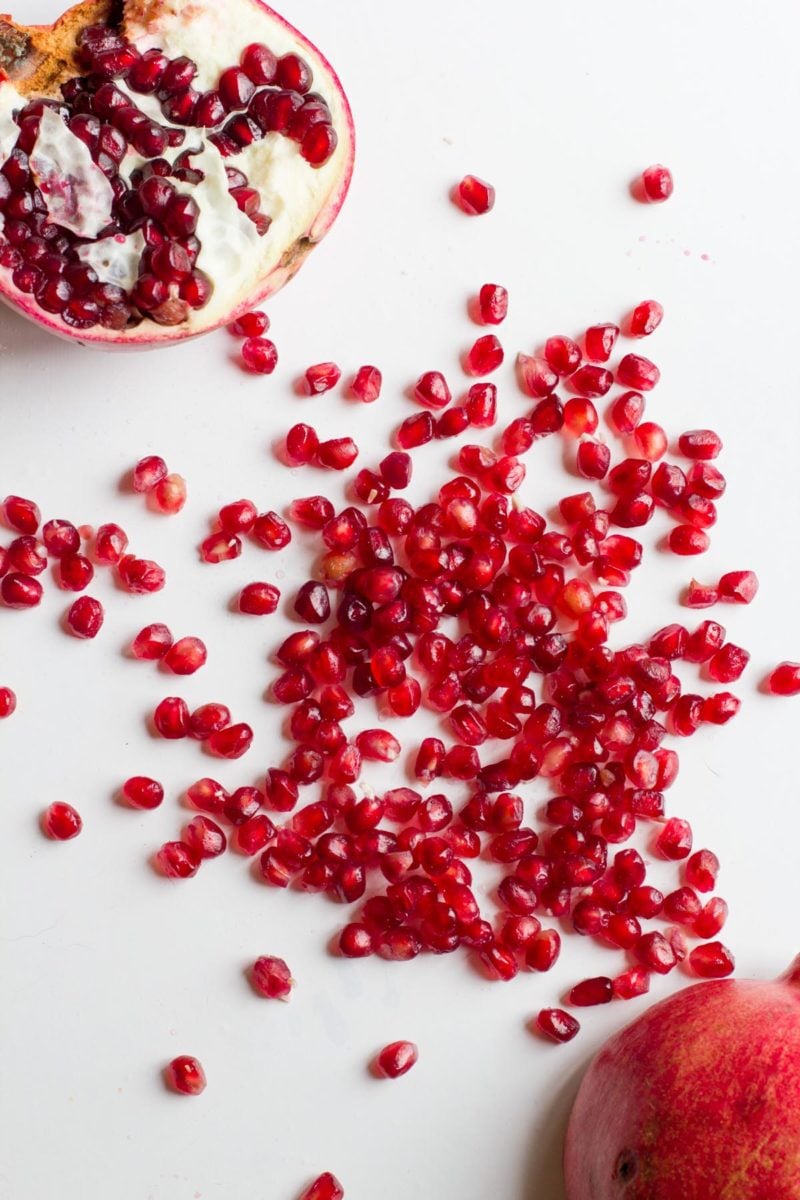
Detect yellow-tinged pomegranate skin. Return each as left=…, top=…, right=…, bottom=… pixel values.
left=564, top=957, right=800, bottom=1200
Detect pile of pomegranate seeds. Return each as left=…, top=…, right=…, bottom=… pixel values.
left=0, top=26, right=337, bottom=330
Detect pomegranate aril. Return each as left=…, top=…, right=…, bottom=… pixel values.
left=669, top=525, right=710, bottom=556
left=695, top=896, right=728, bottom=940
left=544, top=335, right=581, bottom=376
left=317, top=438, right=359, bottom=470
left=184, top=816, right=226, bottom=860
left=165, top=1055, right=206, bottom=1096
left=629, top=299, right=664, bottom=337
left=151, top=473, right=186, bottom=515
left=2, top=573, right=43, bottom=608
left=0, top=686, right=17, bottom=718
left=218, top=499, right=257, bottom=535
left=237, top=582, right=280, bottom=615
left=42, top=801, right=82, bottom=840
left=536, top=1008, right=580, bottom=1044
left=162, top=637, right=207, bottom=675
left=118, top=556, right=166, bottom=593
left=617, top=354, right=660, bottom=391
left=188, top=703, right=231, bottom=740
left=684, top=580, right=719, bottom=609
left=66, top=595, right=104, bottom=638
left=455, top=174, right=495, bottom=215
left=569, top=976, right=613, bottom=1007
left=708, top=642, right=750, bottom=683
left=132, top=455, right=167, bottom=492
left=121, top=776, right=164, bottom=810
left=656, top=817, right=693, bottom=860
left=154, top=696, right=190, bottom=739
left=2, top=495, right=40, bottom=534
left=610, top=391, right=645, bottom=435
left=689, top=941, right=734, bottom=978
left=305, top=361, right=341, bottom=394
left=478, top=283, right=508, bottom=325
left=526, top=929, right=561, bottom=971
left=577, top=440, right=611, bottom=480
left=563, top=397, right=599, bottom=436
left=351, top=365, right=382, bottom=403
left=768, top=663, right=800, bottom=696
left=641, top=164, right=674, bottom=202
left=570, top=365, right=612, bottom=398
left=208, top=723, right=253, bottom=759
left=253, top=511, right=291, bottom=550
left=584, top=323, right=619, bottom=362
left=702, top=692, right=741, bottom=724
left=613, top=967, right=650, bottom=1000
left=679, top=429, right=723, bottom=460
left=375, top=1040, right=418, bottom=1079
left=95, top=523, right=128, bottom=565
left=299, top=1174, right=344, bottom=1200
left=241, top=337, right=278, bottom=374
left=413, top=371, right=451, bottom=410
left=42, top=519, right=80, bottom=557
left=251, top=955, right=293, bottom=1000
left=132, top=624, right=173, bottom=660
left=466, top=334, right=504, bottom=375
left=718, top=570, right=758, bottom=604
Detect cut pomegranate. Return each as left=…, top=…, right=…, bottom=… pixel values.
left=455, top=175, right=495, bottom=215
left=251, top=954, right=293, bottom=999
left=640, top=164, right=674, bottom=202
left=165, top=1055, right=206, bottom=1096
left=0, top=7, right=354, bottom=347
left=42, top=801, right=82, bottom=839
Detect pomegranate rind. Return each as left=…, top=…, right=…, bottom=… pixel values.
left=0, top=0, right=354, bottom=348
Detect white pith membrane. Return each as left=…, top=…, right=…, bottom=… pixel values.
left=0, top=0, right=353, bottom=344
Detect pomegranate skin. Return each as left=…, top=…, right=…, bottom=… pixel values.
left=564, top=957, right=800, bottom=1200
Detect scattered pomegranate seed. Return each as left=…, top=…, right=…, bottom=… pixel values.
left=466, top=334, right=504, bottom=375
left=251, top=955, right=293, bottom=1000
left=375, top=1040, right=418, bottom=1078
left=165, top=1055, right=206, bottom=1095
left=350, top=365, right=382, bottom=403
left=118, top=556, right=166, bottom=593
left=584, top=323, right=619, bottom=362
left=95, top=523, right=128, bottom=565
left=238, top=582, right=280, bottom=615
left=157, top=841, right=201, bottom=879
left=414, top=371, right=451, bottom=410
left=305, top=362, right=342, bottom=394
left=569, top=977, right=613, bottom=1006
left=455, top=174, right=495, bottom=215
left=151, top=473, right=187, bottom=514
left=241, top=337, right=278, bottom=374
left=2, top=495, right=40, bottom=534
left=58, top=553, right=94, bottom=591
left=536, top=1008, right=580, bottom=1043
left=122, top=776, right=164, bottom=810
left=228, top=311, right=269, bottom=337
left=42, top=801, right=83, bottom=840
left=767, top=663, right=800, bottom=696
left=640, top=164, right=674, bottom=202
left=518, top=354, right=558, bottom=398
left=0, top=686, right=17, bottom=718
left=686, top=849, right=719, bottom=893
left=695, top=897, right=728, bottom=939
left=184, top=816, right=227, bottom=859
left=299, top=1174, right=344, bottom=1200
left=42, top=519, right=80, bottom=557
left=153, top=696, right=190, bottom=739
left=669, top=525, right=710, bottom=556
left=617, top=354, right=660, bottom=391
left=610, top=391, right=645, bottom=434
left=689, top=941, right=735, bottom=978
left=133, top=456, right=168, bottom=493
left=657, top=818, right=693, bottom=860
left=718, top=570, right=758, bottom=604
left=208, top=723, right=253, bottom=759
left=132, top=624, right=173, bottom=660
left=478, top=283, right=508, bottom=324
left=163, top=636, right=207, bottom=675
left=317, top=438, right=359, bottom=470
left=629, top=300, right=664, bottom=336
left=2, top=573, right=43, bottom=608
left=684, top=580, right=720, bottom=608
left=219, top=499, right=257, bottom=535
left=66, top=596, right=104, bottom=639
left=612, top=967, right=650, bottom=1000
left=200, top=533, right=242, bottom=564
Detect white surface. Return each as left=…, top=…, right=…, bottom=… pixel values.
left=2, top=3, right=800, bottom=1198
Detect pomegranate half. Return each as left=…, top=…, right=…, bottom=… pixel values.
left=0, top=0, right=354, bottom=346
left=564, top=956, right=800, bottom=1199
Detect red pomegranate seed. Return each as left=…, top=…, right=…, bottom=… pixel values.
left=466, top=334, right=504, bottom=375
left=163, top=636, right=207, bottom=675
left=165, top=1055, right=206, bottom=1095
left=200, top=532, right=242, bottom=563
left=187, top=779, right=228, bottom=817
left=153, top=696, right=190, bottom=739
left=526, top=929, right=561, bottom=971
left=228, top=310, right=269, bottom=337
left=157, top=840, right=201, bottom=879
left=629, top=299, right=664, bottom=336
left=42, top=801, right=82, bottom=840
left=241, top=337, right=278, bottom=373
left=2, top=573, right=43, bottom=608
left=563, top=398, right=599, bottom=436
left=718, top=570, right=758, bottom=604
left=656, top=817, right=693, bottom=860
left=570, top=365, right=612, bottom=398
left=686, top=849, right=719, bottom=893
left=2, top=494, right=40, bottom=533
left=8, top=536, right=47, bottom=575
left=455, top=174, right=495, bottom=215
left=208, top=723, right=253, bottom=759
left=380, top=452, right=412, bottom=489
left=641, top=164, right=674, bottom=202
left=189, top=703, right=231, bottom=740
left=0, top=686, right=17, bottom=718
left=133, top=456, right=168, bottom=493
left=632, top=422, right=667, bottom=461
left=236, top=814, right=275, bottom=855
left=610, top=391, right=645, bottom=435
left=708, top=642, right=750, bottom=683
left=569, top=976, right=613, bottom=1006
left=396, top=412, right=434, bottom=449
left=305, top=362, right=341, bottom=394
left=684, top=580, right=719, bottom=608
left=695, top=897, right=728, bottom=939
left=42, top=519, right=80, bottom=557
left=118, top=556, right=166, bottom=593
left=584, top=323, right=619, bottom=362
left=702, top=692, right=741, bottom=724
left=58, top=553, right=94, bottom=591
left=669, top=525, right=710, bottom=556
left=351, top=365, right=382, bottom=403
left=617, top=354, right=660, bottom=391
left=576, top=440, right=611, bottom=480
left=253, top=511, right=292, bottom=550
left=151, top=473, right=186, bottom=514
left=132, top=624, right=173, bottom=659
left=317, top=438, right=359, bottom=470
left=299, top=1174, right=344, bottom=1200
left=356, top=729, right=401, bottom=761
left=478, top=283, right=508, bottom=324
left=544, top=335, right=581, bottom=376
left=95, top=523, right=128, bottom=565
left=285, top=423, right=320, bottom=465
left=536, top=1008, right=580, bottom=1044
left=689, top=941, right=734, bottom=978
left=635, top=931, right=677, bottom=974
left=251, top=955, right=293, bottom=999
left=678, top=429, right=722, bottom=460
left=370, top=1039, right=418, bottom=1080
left=465, top=382, right=497, bottom=428
left=517, top=354, right=558, bottom=398
left=122, top=776, right=164, bottom=810
left=66, top=595, right=104, bottom=639
left=238, top=582, right=280, bottom=615
left=767, top=663, right=800, bottom=696
left=612, top=967, right=650, bottom=1000
left=184, top=815, right=227, bottom=859
left=413, top=371, right=451, bottom=410
left=219, top=499, right=257, bottom=534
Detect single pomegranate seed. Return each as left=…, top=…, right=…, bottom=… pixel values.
left=132, top=455, right=168, bottom=493
left=251, top=955, right=293, bottom=1000
left=569, top=976, right=613, bottom=1006
left=238, top=582, right=280, bottom=615
left=577, top=440, right=611, bottom=480
left=95, top=523, right=128, bottom=565
left=702, top=692, right=741, bottom=724
left=218, top=500, right=257, bottom=535
left=684, top=849, right=720, bottom=894
left=208, top=723, right=253, bottom=759
left=241, top=337, right=278, bottom=373
left=7, top=537, right=46, bottom=576
left=695, top=897, right=729, bottom=939
left=228, top=310, right=269, bottom=337
left=200, top=532, right=242, bottom=563
left=669, top=525, right=710, bottom=556
left=517, top=354, right=558, bottom=398
left=413, top=371, right=451, bottom=410
left=465, top=382, right=497, bottom=428
left=184, top=815, right=227, bottom=859
left=122, top=776, right=164, bottom=810
left=151, top=473, right=187, bottom=514
left=339, top=922, right=374, bottom=957
left=563, top=397, right=599, bottom=436
left=610, top=390, right=645, bottom=434
left=118, top=556, right=166, bottom=593
left=317, top=438, right=359, bottom=470
left=132, top=624, right=173, bottom=659
left=350, top=365, right=382, bottom=402
left=536, top=1008, right=580, bottom=1044
left=718, top=569, right=758, bottom=604
left=299, top=1174, right=344, bottom=1200
left=657, top=817, right=693, bottom=860
left=157, top=840, right=201, bottom=879
left=163, top=636, right=207, bottom=675
left=632, top=421, right=667, bottom=461
left=466, top=334, right=504, bottom=375
left=188, top=703, right=231, bottom=740
left=58, top=553, right=94, bottom=591
left=526, top=929, right=561, bottom=971
left=2, top=573, right=43, bottom=608
left=708, top=642, right=750, bottom=683
left=305, top=362, right=342, bottom=394
left=570, top=365, right=613, bottom=397
left=635, top=931, right=677, bottom=974
left=380, top=451, right=412, bottom=489
left=689, top=941, right=735, bottom=978
left=396, top=412, right=434, bottom=449
left=544, top=335, right=581, bottom=376
left=165, top=1055, right=206, bottom=1095
left=42, top=519, right=80, bottom=557
left=455, top=174, right=495, bottom=215
left=2, top=494, right=40, bottom=533
left=641, top=164, right=674, bottom=202
left=153, top=696, right=190, bottom=739
left=42, top=801, right=82, bottom=840
left=629, top=299, right=664, bottom=336
left=66, top=595, right=104, bottom=638
left=478, top=283, right=508, bottom=324
left=252, top=511, right=292, bottom=550
left=375, top=1040, right=418, bottom=1079
left=0, top=686, right=17, bottom=718
left=684, top=580, right=720, bottom=608
left=767, top=663, right=800, bottom=696
left=584, top=323, right=619, bottom=362
left=678, top=429, right=723, bottom=460
left=617, top=354, right=660, bottom=391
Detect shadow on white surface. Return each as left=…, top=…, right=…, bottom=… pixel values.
left=518, top=1063, right=583, bottom=1200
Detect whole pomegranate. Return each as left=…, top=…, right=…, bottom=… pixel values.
left=0, top=0, right=354, bottom=346
left=564, top=957, right=800, bottom=1199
